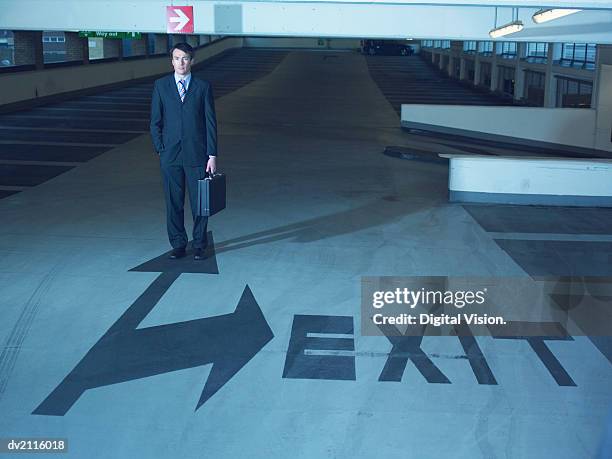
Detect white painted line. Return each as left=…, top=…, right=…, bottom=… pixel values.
left=304, top=350, right=355, bottom=357
left=306, top=333, right=354, bottom=339
left=488, top=232, right=612, bottom=241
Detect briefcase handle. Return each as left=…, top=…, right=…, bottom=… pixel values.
left=204, top=172, right=222, bottom=180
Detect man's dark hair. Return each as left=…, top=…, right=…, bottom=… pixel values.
left=170, top=42, right=195, bottom=60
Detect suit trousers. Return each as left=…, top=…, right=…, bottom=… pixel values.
left=161, top=162, right=208, bottom=249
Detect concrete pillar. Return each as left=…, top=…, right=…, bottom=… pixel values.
left=13, top=31, right=43, bottom=69
left=490, top=43, right=499, bottom=92
left=81, top=36, right=90, bottom=64
left=459, top=57, right=466, bottom=80
left=64, top=32, right=85, bottom=62
left=474, top=52, right=481, bottom=86
left=513, top=42, right=526, bottom=101
left=450, top=41, right=462, bottom=76
left=102, top=38, right=122, bottom=59
left=593, top=44, right=612, bottom=152
left=543, top=42, right=556, bottom=107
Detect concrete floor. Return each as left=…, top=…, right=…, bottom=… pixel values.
left=0, top=50, right=611, bottom=458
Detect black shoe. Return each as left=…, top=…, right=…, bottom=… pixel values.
left=193, top=248, right=206, bottom=260
left=169, top=247, right=186, bottom=259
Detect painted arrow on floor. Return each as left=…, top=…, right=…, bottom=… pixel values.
left=33, top=238, right=274, bottom=416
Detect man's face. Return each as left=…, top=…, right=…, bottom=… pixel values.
left=172, top=49, right=192, bottom=76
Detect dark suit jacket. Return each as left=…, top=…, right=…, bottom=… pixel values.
left=150, top=74, right=217, bottom=167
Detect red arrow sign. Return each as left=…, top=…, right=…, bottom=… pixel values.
left=166, top=6, right=194, bottom=34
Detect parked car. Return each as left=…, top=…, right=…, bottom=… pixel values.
left=362, top=40, right=414, bottom=56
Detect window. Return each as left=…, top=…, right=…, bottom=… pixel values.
left=463, top=41, right=477, bottom=53
left=421, top=40, right=434, bottom=48
left=42, top=32, right=67, bottom=63
left=434, top=40, right=442, bottom=48
left=480, top=62, right=492, bottom=87
left=497, top=42, right=517, bottom=59
left=479, top=41, right=493, bottom=55
left=497, top=66, right=515, bottom=96
left=524, top=71, right=545, bottom=106
left=42, top=36, right=65, bottom=43
left=560, top=43, right=596, bottom=69
left=0, top=30, right=15, bottom=67
left=556, top=76, right=593, bottom=108
left=88, top=37, right=103, bottom=60
left=441, top=40, right=451, bottom=49
left=525, top=42, right=548, bottom=63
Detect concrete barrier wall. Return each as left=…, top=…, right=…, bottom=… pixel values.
left=446, top=155, right=612, bottom=206
left=448, top=156, right=612, bottom=196
left=0, top=37, right=243, bottom=106
left=595, top=64, right=612, bottom=152
left=243, top=37, right=361, bottom=49
left=401, top=104, right=604, bottom=151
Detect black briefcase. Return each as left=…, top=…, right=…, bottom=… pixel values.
left=197, top=173, right=226, bottom=217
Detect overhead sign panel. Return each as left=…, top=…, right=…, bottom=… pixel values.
left=166, top=6, right=194, bottom=34
left=78, top=31, right=142, bottom=39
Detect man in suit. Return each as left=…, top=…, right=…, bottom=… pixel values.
left=150, top=42, right=217, bottom=260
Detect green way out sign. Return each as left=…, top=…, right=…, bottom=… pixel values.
left=79, top=32, right=142, bottom=39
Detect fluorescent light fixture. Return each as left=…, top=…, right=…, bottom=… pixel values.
left=532, top=8, right=581, bottom=24
left=489, top=20, right=523, bottom=38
